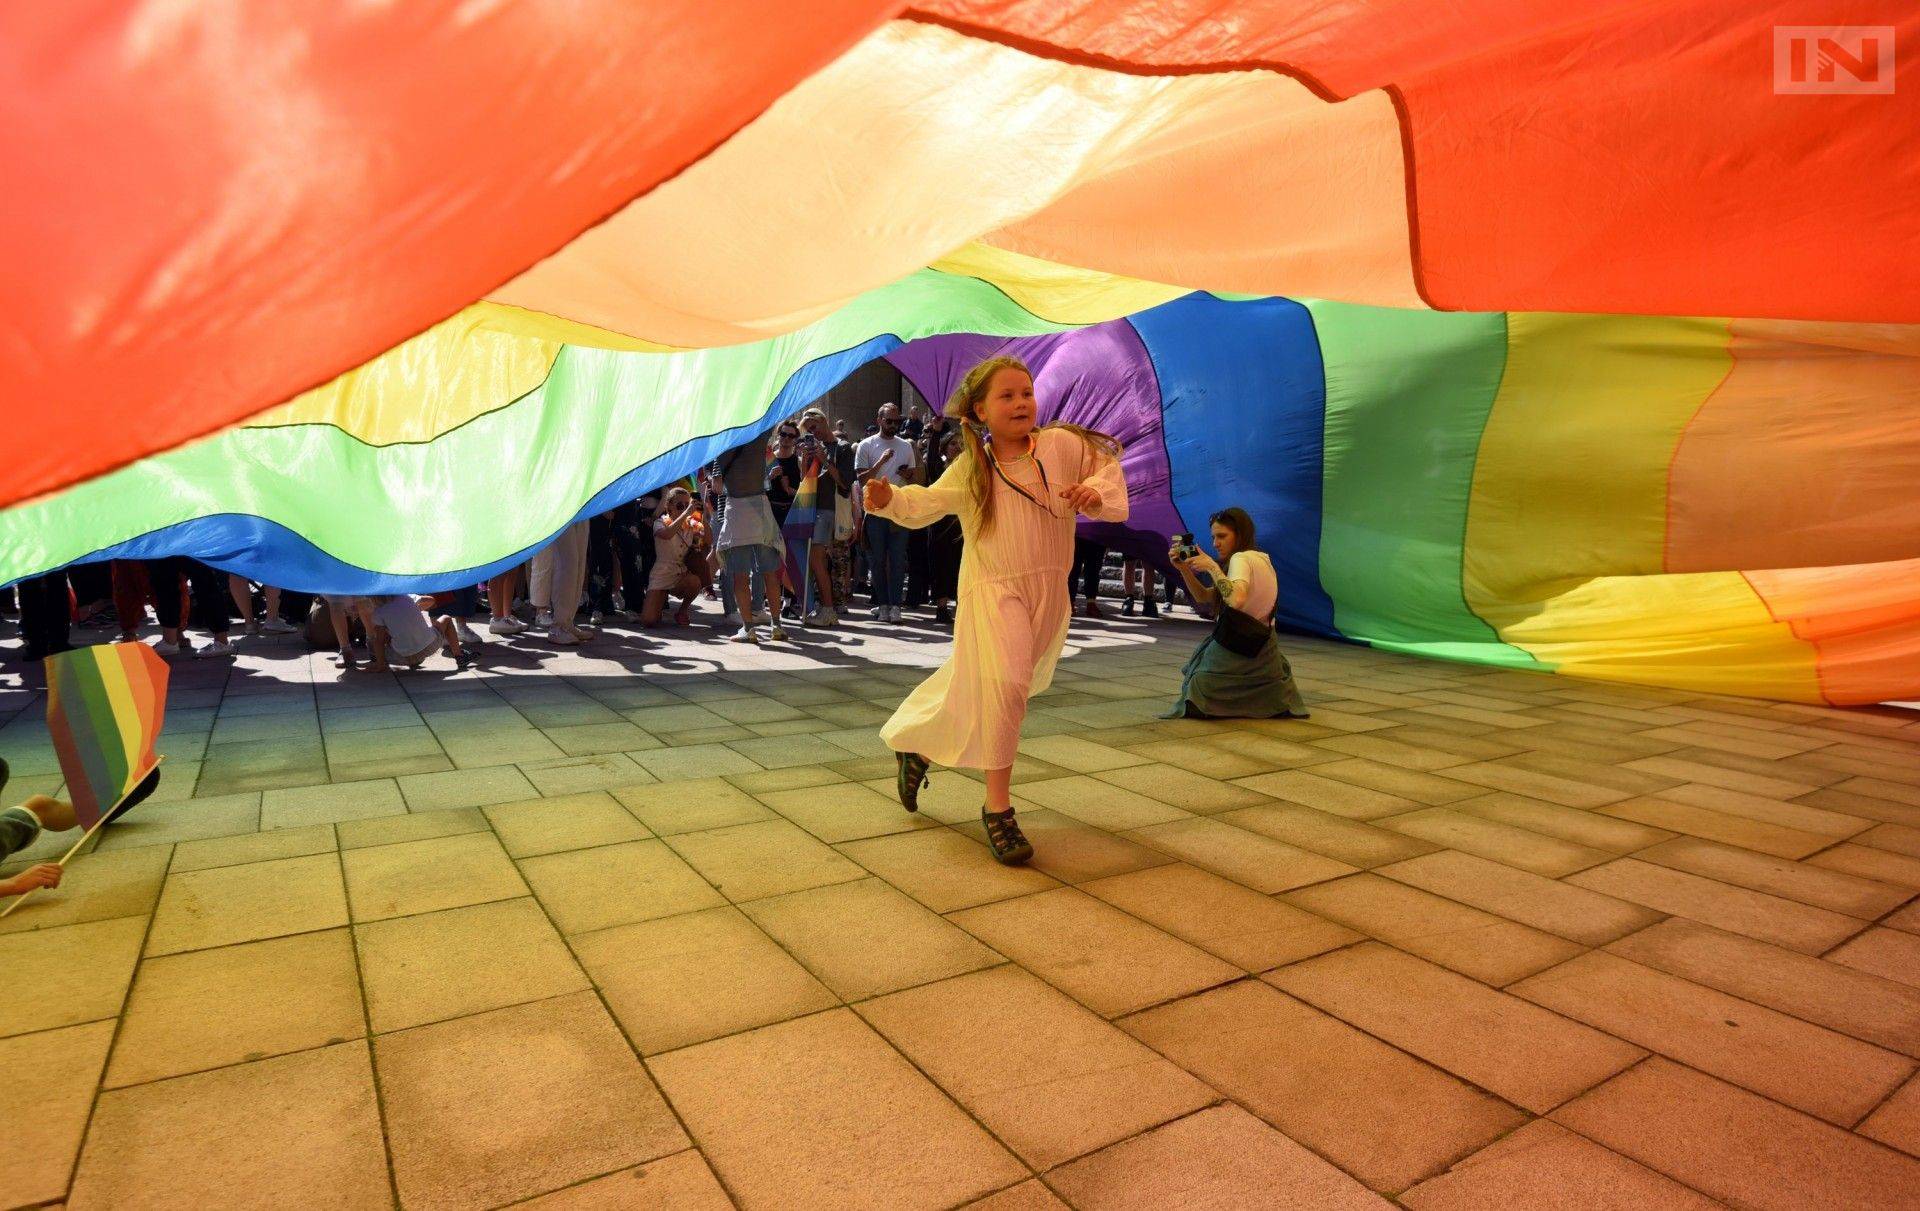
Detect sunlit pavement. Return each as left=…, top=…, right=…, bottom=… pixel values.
left=3, top=602, right=1918, bottom=1209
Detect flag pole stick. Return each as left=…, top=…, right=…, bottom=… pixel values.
left=802, top=539, right=816, bottom=618
left=0, top=756, right=166, bottom=920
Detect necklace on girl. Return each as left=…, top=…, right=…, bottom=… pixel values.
left=987, top=433, right=1063, bottom=518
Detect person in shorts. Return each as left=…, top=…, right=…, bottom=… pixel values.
left=714, top=434, right=789, bottom=643
left=798, top=408, right=854, bottom=625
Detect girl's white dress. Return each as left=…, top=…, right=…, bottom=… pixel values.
left=869, top=427, right=1129, bottom=769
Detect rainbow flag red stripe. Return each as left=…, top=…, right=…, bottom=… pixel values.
left=46, top=643, right=169, bottom=829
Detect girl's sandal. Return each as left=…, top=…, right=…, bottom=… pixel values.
left=896, top=752, right=931, bottom=812
left=981, top=807, right=1034, bottom=866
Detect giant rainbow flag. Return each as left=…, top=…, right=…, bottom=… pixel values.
left=1, top=5, right=1915, bottom=704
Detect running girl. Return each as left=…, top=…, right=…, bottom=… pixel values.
left=863, top=355, right=1127, bottom=864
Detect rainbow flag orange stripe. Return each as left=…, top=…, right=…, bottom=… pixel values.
left=46, top=644, right=169, bottom=829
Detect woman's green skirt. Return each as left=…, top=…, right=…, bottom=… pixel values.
left=1162, top=631, right=1309, bottom=720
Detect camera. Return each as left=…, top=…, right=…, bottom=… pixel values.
left=1171, top=533, right=1199, bottom=561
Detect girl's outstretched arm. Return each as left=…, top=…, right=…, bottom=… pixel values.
left=866, top=453, right=971, bottom=530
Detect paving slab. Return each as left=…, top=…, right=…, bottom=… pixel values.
left=1399, top=1119, right=1720, bottom=1210
left=950, top=886, right=1241, bottom=1017
left=1284, top=873, right=1585, bottom=986
left=1046, top=1105, right=1387, bottom=1210
left=108, top=929, right=365, bottom=1086
left=856, top=965, right=1214, bottom=1169
left=1270, top=943, right=1644, bottom=1113
left=648, top=1009, right=1026, bottom=1211
left=69, top=1041, right=390, bottom=1211
left=1122, top=980, right=1525, bottom=1192
left=572, top=905, right=838, bottom=1054
left=1553, top=1058, right=1920, bottom=1210
left=1512, top=950, right=1914, bottom=1125
left=376, top=992, right=687, bottom=1211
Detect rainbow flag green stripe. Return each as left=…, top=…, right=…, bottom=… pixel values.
left=46, top=643, right=169, bottom=828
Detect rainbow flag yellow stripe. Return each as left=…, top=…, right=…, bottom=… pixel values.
left=46, top=644, right=169, bottom=829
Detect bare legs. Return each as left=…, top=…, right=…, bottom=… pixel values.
left=807, top=545, right=836, bottom=617
left=731, top=566, right=756, bottom=628
left=639, top=576, right=700, bottom=626
left=984, top=765, right=1013, bottom=813
left=326, top=599, right=356, bottom=667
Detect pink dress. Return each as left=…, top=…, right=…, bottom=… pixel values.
left=870, top=427, right=1129, bottom=769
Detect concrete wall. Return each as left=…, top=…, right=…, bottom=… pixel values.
left=787, top=358, right=911, bottom=438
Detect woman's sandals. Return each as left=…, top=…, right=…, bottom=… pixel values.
left=896, top=751, right=931, bottom=813
left=981, top=808, right=1034, bottom=865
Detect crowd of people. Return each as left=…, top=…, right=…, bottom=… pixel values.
left=2, top=399, right=1192, bottom=668
left=4, top=363, right=1310, bottom=876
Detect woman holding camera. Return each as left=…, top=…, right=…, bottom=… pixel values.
left=1165, top=508, right=1309, bottom=720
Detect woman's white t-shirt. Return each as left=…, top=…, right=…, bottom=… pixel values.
left=373, top=596, right=440, bottom=662
left=1223, top=550, right=1278, bottom=621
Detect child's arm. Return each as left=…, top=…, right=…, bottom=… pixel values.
left=863, top=451, right=970, bottom=529
left=1060, top=439, right=1129, bottom=523
left=0, top=863, right=63, bottom=898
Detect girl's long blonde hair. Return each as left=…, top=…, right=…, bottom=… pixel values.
left=945, top=355, right=1121, bottom=535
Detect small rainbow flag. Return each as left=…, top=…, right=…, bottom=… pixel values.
left=781, top=453, right=822, bottom=613
left=46, top=644, right=169, bottom=829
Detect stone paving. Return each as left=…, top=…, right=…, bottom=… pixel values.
left=3, top=604, right=1919, bottom=1210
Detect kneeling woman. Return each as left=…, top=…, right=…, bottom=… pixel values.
left=864, top=356, right=1128, bottom=864
left=1164, top=508, right=1309, bottom=720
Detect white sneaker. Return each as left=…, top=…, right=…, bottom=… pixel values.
left=545, top=626, right=580, bottom=646
left=569, top=625, right=597, bottom=641
left=489, top=616, right=528, bottom=635
left=752, top=610, right=773, bottom=626
left=198, top=640, right=235, bottom=658
left=152, top=640, right=185, bottom=656
left=454, top=620, right=482, bottom=645
left=729, top=626, right=759, bottom=644
left=805, top=608, right=838, bottom=627
left=768, top=624, right=789, bottom=642
left=261, top=617, right=297, bottom=634
left=889, top=606, right=904, bottom=623
left=534, top=610, right=554, bottom=628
